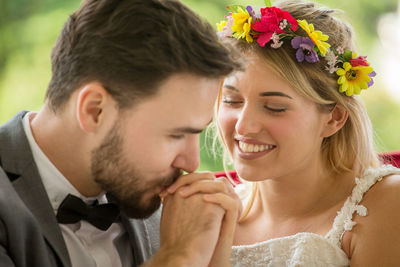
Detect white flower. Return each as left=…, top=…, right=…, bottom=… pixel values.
left=217, top=15, right=234, bottom=39
left=326, top=65, right=339, bottom=73
left=325, top=51, right=337, bottom=64
left=336, top=46, right=345, bottom=54
left=270, top=33, right=283, bottom=48
left=279, top=19, right=288, bottom=30
left=325, top=50, right=339, bottom=73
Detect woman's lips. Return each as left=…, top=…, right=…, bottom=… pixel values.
left=235, top=136, right=268, bottom=145
left=235, top=139, right=276, bottom=160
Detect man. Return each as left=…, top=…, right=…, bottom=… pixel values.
left=0, top=0, right=241, bottom=266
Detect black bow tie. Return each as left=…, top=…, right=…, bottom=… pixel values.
left=56, top=194, right=120, bottom=231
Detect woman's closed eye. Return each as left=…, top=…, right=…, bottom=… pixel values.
left=222, top=97, right=243, bottom=106
left=264, top=104, right=287, bottom=113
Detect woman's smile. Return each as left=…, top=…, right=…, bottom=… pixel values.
left=235, top=137, right=276, bottom=160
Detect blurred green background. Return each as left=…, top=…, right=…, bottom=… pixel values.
left=1, top=0, right=399, bottom=171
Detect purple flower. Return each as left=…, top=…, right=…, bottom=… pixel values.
left=246, top=6, right=256, bottom=21
left=291, top=36, right=319, bottom=63
left=367, top=71, right=376, bottom=87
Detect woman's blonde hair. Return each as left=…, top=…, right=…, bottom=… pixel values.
left=213, top=0, right=381, bottom=180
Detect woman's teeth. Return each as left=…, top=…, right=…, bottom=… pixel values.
left=238, top=141, right=274, bottom=153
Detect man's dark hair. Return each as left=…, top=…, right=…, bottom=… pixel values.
left=46, top=0, right=240, bottom=111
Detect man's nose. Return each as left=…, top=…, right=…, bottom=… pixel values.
left=171, top=135, right=200, bottom=173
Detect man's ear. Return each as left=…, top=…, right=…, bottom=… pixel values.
left=76, top=82, right=111, bottom=133
left=321, top=103, right=349, bottom=138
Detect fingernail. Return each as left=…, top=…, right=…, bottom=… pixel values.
left=178, top=186, right=189, bottom=196
left=167, top=184, right=177, bottom=193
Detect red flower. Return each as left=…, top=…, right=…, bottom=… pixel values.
left=252, top=7, right=298, bottom=47
left=350, top=56, right=370, bottom=67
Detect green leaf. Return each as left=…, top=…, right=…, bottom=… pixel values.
left=343, top=49, right=353, bottom=62
left=264, top=0, right=272, bottom=7
left=226, top=5, right=246, bottom=12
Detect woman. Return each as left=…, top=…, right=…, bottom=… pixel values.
left=214, top=0, right=400, bottom=265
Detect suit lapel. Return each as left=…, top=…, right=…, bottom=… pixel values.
left=0, top=111, right=72, bottom=267
left=120, top=209, right=161, bottom=266
left=120, top=215, right=141, bottom=266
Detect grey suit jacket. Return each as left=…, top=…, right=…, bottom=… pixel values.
left=0, top=111, right=160, bottom=267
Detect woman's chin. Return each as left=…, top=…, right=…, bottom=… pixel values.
left=234, top=165, right=267, bottom=182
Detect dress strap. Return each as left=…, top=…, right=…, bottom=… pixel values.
left=325, top=165, right=400, bottom=248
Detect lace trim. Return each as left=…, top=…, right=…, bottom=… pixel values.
left=326, top=165, right=400, bottom=248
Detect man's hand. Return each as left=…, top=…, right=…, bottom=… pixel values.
left=161, top=191, right=225, bottom=266
left=167, top=173, right=241, bottom=267
left=143, top=172, right=241, bottom=267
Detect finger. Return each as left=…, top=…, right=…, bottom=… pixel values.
left=177, top=177, right=235, bottom=198
left=203, top=192, right=242, bottom=222
left=167, top=171, right=215, bottom=194
left=203, top=193, right=239, bottom=220
left=215, top=177, right=243, bottom=220
left=215, top=175, right=237, bottom=187
left=161, top=190, right=183, bottom=207
left=178, top=179, right=230, bottom=198
left=206, top=178, right=242, bottom=216
left=215, top=177, right=235, bottom=194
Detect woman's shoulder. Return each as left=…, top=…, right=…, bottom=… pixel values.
left=342, top=165, right=400, bottom=216
left=357, top=165, right=400, bottom=219
left=361, top=165, right=400, bottom=201
left=344, top=165, right=400, bottom=265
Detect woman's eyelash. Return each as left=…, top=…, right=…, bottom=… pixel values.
left=222, top=98, right=287, bottom=113
left=222, top=99, right=242, bottom=104
left=264, top=106, right=286, bottom=113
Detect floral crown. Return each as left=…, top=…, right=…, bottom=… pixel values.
left=216, top=0, right=376, bottom=97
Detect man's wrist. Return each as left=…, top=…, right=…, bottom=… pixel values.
left=143, top=245, right=201, bottom=267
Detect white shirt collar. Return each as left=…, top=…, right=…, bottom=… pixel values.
left=22, top=112, right=107, bottom=214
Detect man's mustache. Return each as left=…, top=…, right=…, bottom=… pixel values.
left=161, top=168, right=183, bottom=187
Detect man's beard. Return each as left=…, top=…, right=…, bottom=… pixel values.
left=91, top=122, right=181, bottom=219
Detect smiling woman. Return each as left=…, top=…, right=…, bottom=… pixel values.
left=218, top=54, right=348, bottom=180
left=214, top=0, right=400, bottom=266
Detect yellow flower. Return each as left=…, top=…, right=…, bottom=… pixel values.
left=336, top=62, right=373, bottom=96
left=231, top=8, right=253, bottom=43
left=298, top=19, right=330, bottom=56
left=217, top=20, right=227, bottom=32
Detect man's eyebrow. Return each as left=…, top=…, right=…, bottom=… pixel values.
left=171, top=118, right=213, bottom=134
left=223, top=84, right=239, bottom=92
left=259, top=91, right=293, bottom=99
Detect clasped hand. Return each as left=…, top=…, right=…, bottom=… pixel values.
left=158, top=172, right=242, bottom=267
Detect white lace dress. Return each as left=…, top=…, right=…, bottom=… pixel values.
left=230, top=165, right=400, bottom=267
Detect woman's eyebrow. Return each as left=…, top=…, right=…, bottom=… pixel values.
left=223, top=85, right=292, bottom=99
left=223, top=84, right=239, bottom=92
left=259, top=91, right=293, bottom=99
